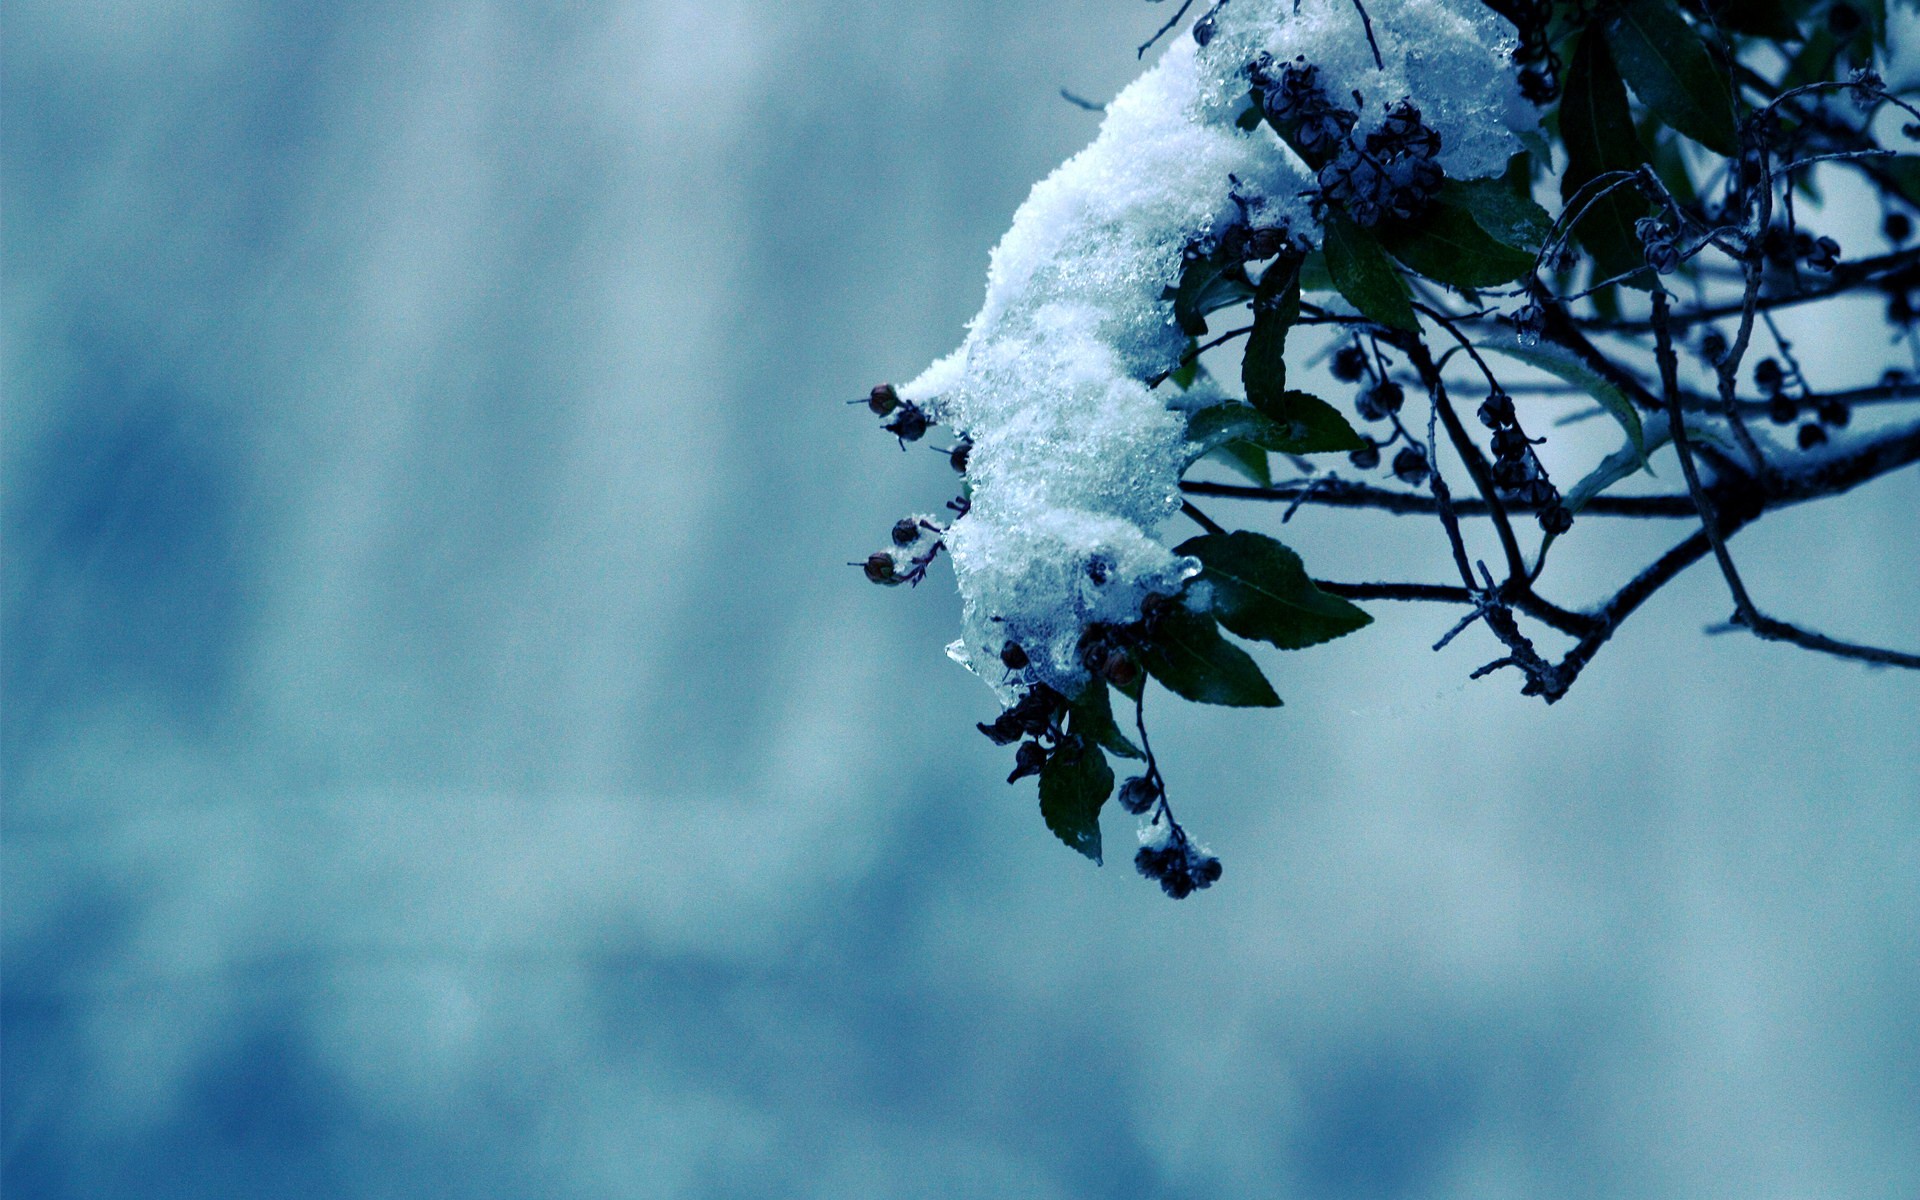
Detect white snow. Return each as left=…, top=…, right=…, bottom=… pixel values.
left=900, top=0, right=1529, bottom=703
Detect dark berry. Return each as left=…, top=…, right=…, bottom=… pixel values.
left=1767, top=394, right=1799, bottom=425
left=891, top=518, right=920, bottom=545
left=1538, top=503, right=1574, bottom=535
left=949, top=441, right=972, bottom=473
left=1699, top=329, right=1728, bottom=364
left=867, top=383, right=900, bottom=416
left=1477, top=391, right=1516, bottom=428
left=999, top=642, right=1029, bottom=670
left=1797, top=423, right=1828, bottom=450
left=1332, top=344, right=1368, bottom=382
left=1817, top=400, right=1850, bottom=427
left=1491, top=425, right=1532, bottom=458
left=1118, top=776, right=1160, bottom=816
left=1392, top=447, right=1430, bottom=486
left=1754, top=358, right=1785, bottom=393
left=1347, top=441, right=1382, bottom=470
left=1369, top=380, right=1405, bottom=414
left=863, top=552, right=899, bottom=585
left=1886, top=212, right=1913, bottom=244
left=884, top=403, right=929, bottom=442
left=1007, top=740, right=1048, bottom=784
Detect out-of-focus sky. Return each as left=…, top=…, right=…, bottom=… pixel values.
left=5, top=2, right=1918, bottom=1197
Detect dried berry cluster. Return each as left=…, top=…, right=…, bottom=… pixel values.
left=1247, top=54, right=1445, bottom=228
left=1479, top=390, right=1571, bottom=534
left=1133, top=818, right=1223, bottom=899
left=1330, top=340, right=1430, bottom=486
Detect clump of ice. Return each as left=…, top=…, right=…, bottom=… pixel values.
left=902, top=0, right=1528, bottom=703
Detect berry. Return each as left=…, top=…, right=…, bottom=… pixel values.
left=1754, top=357, right=1785, bottom=393
left=1491, top=425, right=1532, bottom=458
left=867, top=383, right=900, bottom=416
left=1885, top=212, right=1912, bottom=244
left=999, top=642, right=1029, bottom=670
left=891, top=518, right=920, bottom=545
left=1332, top=345, right=1368, bottom=382
left=1368, top=380, right=1405, bottom=414
left=1477, top=391, right=1516, bottom=429
left=1797, top=423, right=1828, bottom=450
left=1347, top=441, right=1382, bottom=470
left=883, top=403, right=929, bottom=442
left=1538, top=503, right=1574, bottom=535
left=1767, top=394, right=1799, bottom=425
left=1007, top=740, right=1048, bottom=784
left=1117, top=776, right=1160, bottom=816
left=1392, top=446, right=1430, bottom=486
left=949, top=441, right=972, bottom=473
left=863, top=552, right=900, bottom=585
left=1817, top=399, right=1850, bottom=427
left=1699, top=329, right=1728, bottom=364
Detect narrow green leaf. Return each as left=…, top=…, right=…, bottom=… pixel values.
left=1323, top=213, right=1418, bottom=331
left=1298, top=248, right=1336, bottom=294
left=1138, top=604, right=1281, bottom=708
left=1175, top=531, right=1372, bottom=650
left=1038, top=738, right=1113, bottom=863
left=1605, top=0, right=1739, bottom=156
left=1478, top=328, right=1645, bottom=458
left=1560, top=31, right=1654, bottom=289
left=1241, top=253, right=1302, bottom=411
left=1441, top=178, right=1553, bottom=255
left=1068, top=682, right=1144, bottom=761
left=1169, top=336, right=1202, bottom=390
left=1377, top=198, right=1536, bottom=288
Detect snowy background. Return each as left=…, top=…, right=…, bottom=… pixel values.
left=5, top=2, right=1918, bottom=1197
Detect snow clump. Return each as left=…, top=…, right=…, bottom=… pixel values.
left=904, top=0, right=1530, bottom=703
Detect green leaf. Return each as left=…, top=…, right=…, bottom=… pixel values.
left=1872, top=156, right=1920, bottom=209
left=1175, top=531, right=1372, bottom=650
left=1241, top=253, right=1302, bottom=411
left=1323, top=213, right=1419, bottom=331
left=1377, top=198, right=1537, bottom=289
left=1068, top=682, right=1143, bottom=761
left=1684, top=0, right=1801, bottom=40
left=1234, top=90, right=1264, bottom=131
left=1478, top=328, right=1645, bottom=458
left=1168, top=337, right=1202, bottom=390
left=1167, top=248, right=1256, bottom=337
left=1298, top=248, right=1336, bottom=294
left=1187, top=400, right=1360, bottom=460
left=1207, top=440, right=1273, bottom=485
left=1038, top=738, right=1113, bottom=863
left=1441, top=178, right=1553, bottom=255
left=1605, top=0, right=1739, bottom=156
left=1138, top=603, right=1281, bottom=708
left=1252, top=390, right=1366, bottom=453
left=1560, top=31, right=1654, bottom=289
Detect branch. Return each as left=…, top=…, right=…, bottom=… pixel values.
left=1182, top=477, right=1699, bottom=517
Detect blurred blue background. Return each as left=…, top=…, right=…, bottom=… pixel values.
left=5, top=3, right=1918, bottom=1197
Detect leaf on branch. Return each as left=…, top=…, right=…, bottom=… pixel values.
left=1536, top=411, right=1740, bottom=565
left=1176, top=531, right=1372, bottom=650
left=1187, top=398, right=1363, bottom=458
left=1207, top=440, right=1273, bottom=484
left=1478, top=328, right=1646, bottom=459
left=1167, top=247, right=1257, bottom=337
left=1440, top=178, right=1553, bottom=256
left=1138, top=603, right=1282, bottom=708
left=1377, top=198, right=1536, bottom=288
left=1561, top=31, right=1654, bottom=290
left=1605, top=0, right=1739, bottom=156
left=1068, top=681, right=1144, bottom=760
left=1324, top=212, right=1419, bottom=331
left=1038, top=737, right=1114, bottom=863
left=1242, top=252, right=1303, bottom=408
